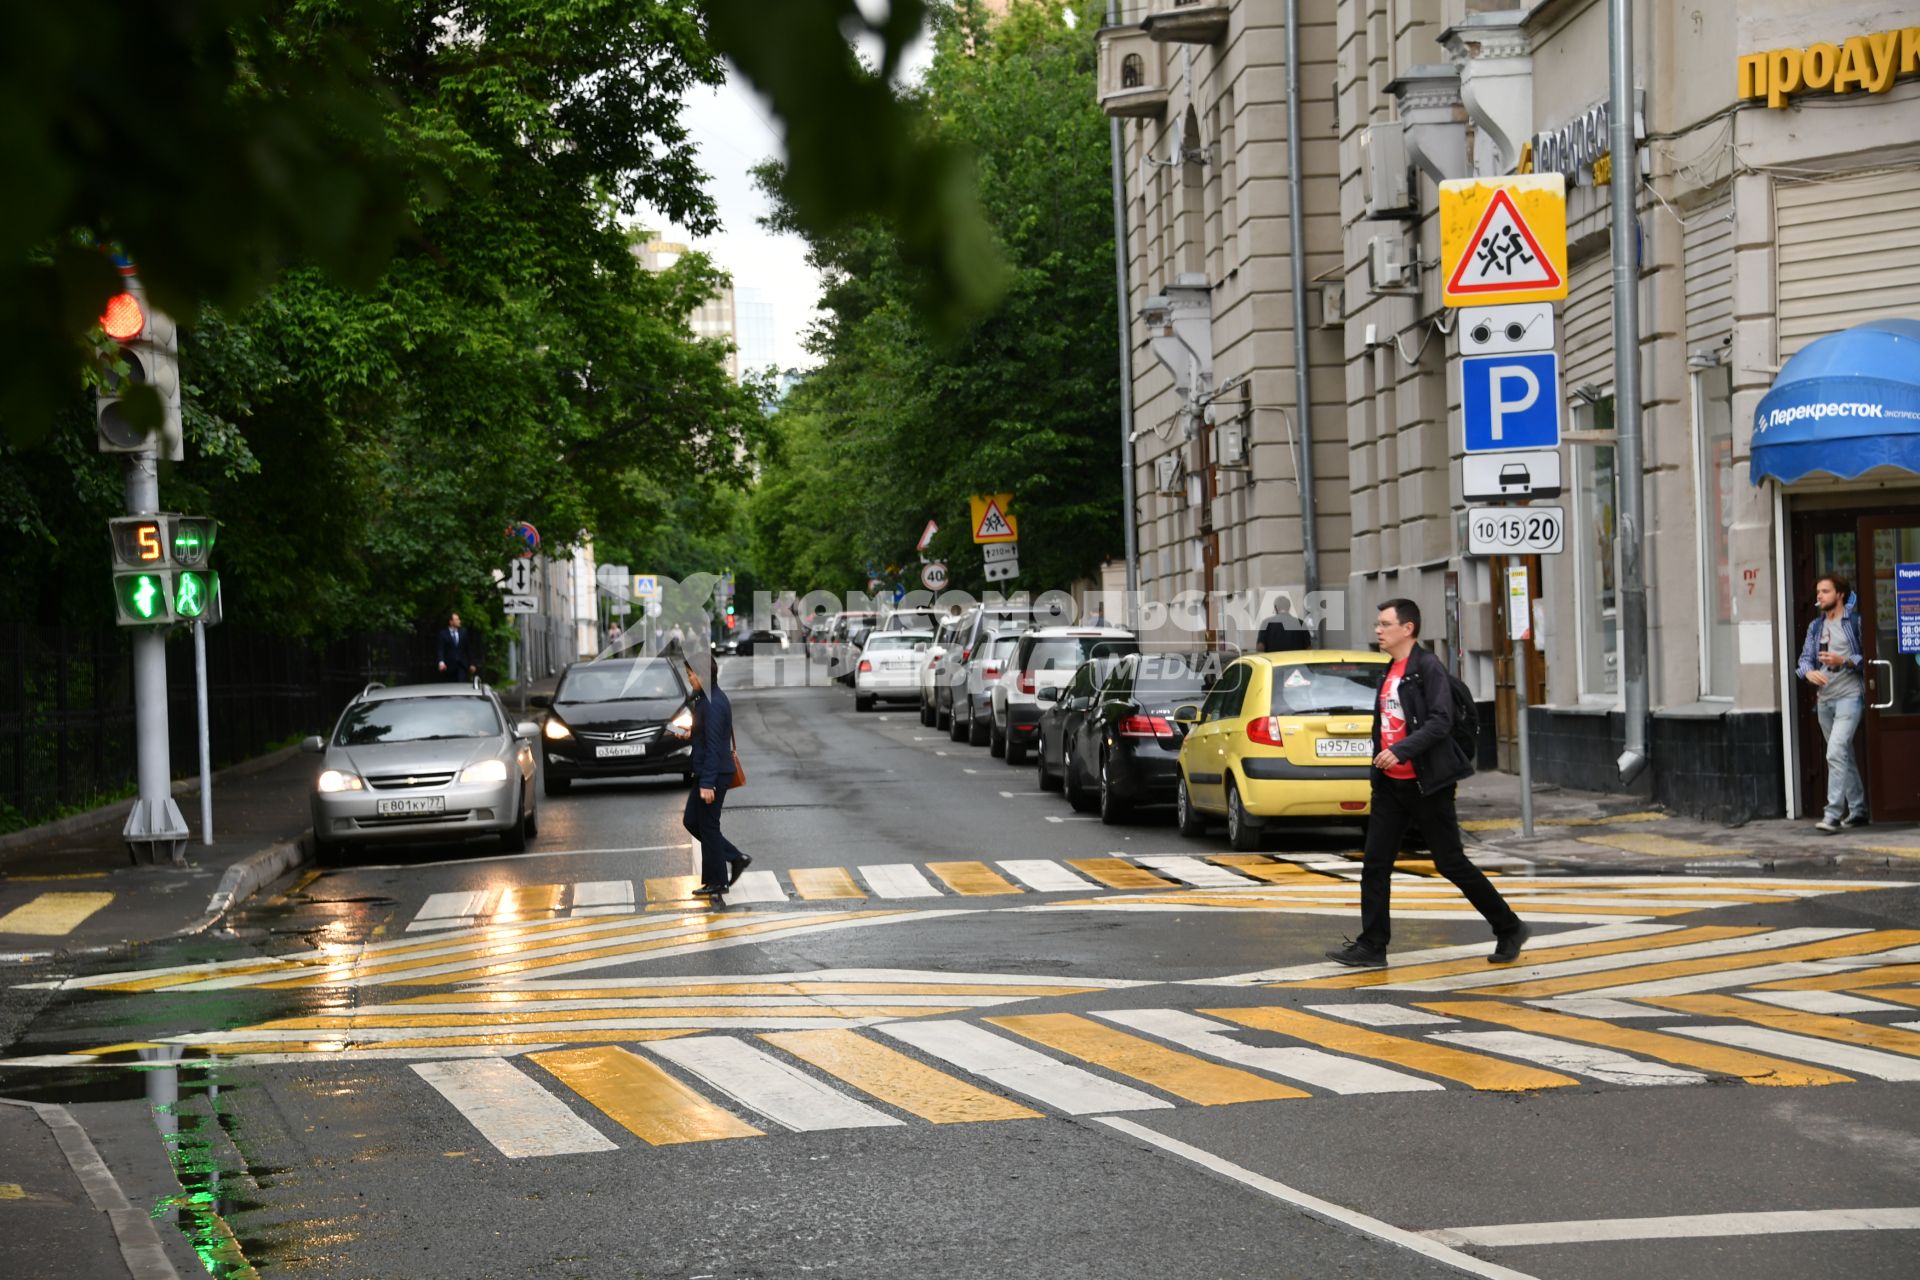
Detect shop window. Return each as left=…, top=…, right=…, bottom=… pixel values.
left=1573, top=397, right=1619, bottom=701
left=1693, top=366, right=1736, bottom=698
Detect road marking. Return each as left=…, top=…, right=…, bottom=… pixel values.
left=1577, top=832, right=1747, bottom=858
left=724, top=870, right=787, bottom=903
left=1207, top=924, right=1672, bottom=986
left=997, top=859, right=1099, bottom=892
left=858, top=864, right=942, bottom=898
left=1429, top=1031, right=1706, bottom=1086
left=412, top=1058, right=617, bottom=1158
left=926, top=861, right=1019, bottom=896
left=1478, top=930, right=1916, bottom=998
left=761, top=1029, right=1042, bottom=1124
left=789, top=867, right=864, bottom=900
left=1095, top=1117, right=1541, bottom=1280
left=1424, top=1207, right=1920, bottom=1248
left=495, top=882, right=566, bottom=921
left=1646, top=993, right=1920, bottom=1057
left=1135, top=855, right=1261, bottom=888
left=1665, top=1025, right=1920, bottom=1082
left=0, top=892, right=114, bottom=936
left=1753, top=959, right=1920, bottom=992
left=1416, top=1001, right=1852, bottom=1086
left=531, top=1045, right=763, bottom=1145
left=1205, top=1007, right=1578, bottom=1092
left=1095, top=1009, right=1442, bottom=1094
left=406, top=888, right=498, bottom=931
left=1206, top=854, right=1323, bottom=883
left=962, top=768, right=980, bottom=775
left=988, top=1013, right=1308, bottom=1105
left=998, top=790, right=1051, bottom=798
left=1044, top=814, right=1096, bottom=823
left=644, top=876, right=699, bottom=906
left=1068, top=858, right=1177, bottom=890
left=1728, top=989, right=1910, bottom=1014
left=350, top=842, right=693, bottom=871
left=1305, top=1004, right=1455, bottom=1027
left=1387, top=928, right=1854, bottom=996
left=650, top=1036, right=903, bottom=1131
left=880, top=1021, right=1173, bottom=1114
left=571, top=881, right=634, bottom=916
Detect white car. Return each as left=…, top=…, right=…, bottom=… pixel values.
left=918, top=618, right=965, bottom=725
left=951, top=628, right=1023, bottom=746
left=992, top=627, right=1138, bottom=763
left=854, top=630, right=934, bottom=712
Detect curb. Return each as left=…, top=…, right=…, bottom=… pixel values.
left=0, top=1097, right=179, bottom=1279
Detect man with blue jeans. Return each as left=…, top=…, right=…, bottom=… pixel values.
left=1797, top=574, right=1868, bottom=834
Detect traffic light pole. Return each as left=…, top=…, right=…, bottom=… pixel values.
left=123, top=451, right=189, bottom=864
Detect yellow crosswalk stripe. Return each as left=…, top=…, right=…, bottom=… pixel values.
left=790, top=867, right=864, bottom=899
left=645, top=875, right=700, bottom=906
left=1644, top=994, right=1920, bottom=1057
left=1752, top=963, right=1920, bottom=993
left=0, top=892, right=114, bottom=936
left=761, top=1029, right=1042, bottom=1123
left=147, top=1030, right=701, bottom=1055
left=1205, top=1006, right=1578, bottom=1092
left=395, top=982, right=1100, bottom=1004
left=1205, top=855, right=1321, bottom=883
left=1416, top=1000, right=1852, bottom=1086
left=1861, top=987, right=1920, bottom=1010
left=494, top=883, right=566, bottom=920
left=251, top=1004, right=969, bottom=1031
left=988, top=1013, right=1309, bottom=1105
left=1473, top=930, right=1920, bottom=998
left=1271, top=926, right=1764, bottom=990
left=926, top=861, right=1020, bottom=896
left=1067, top=858, right=1178, bottom=891
left=530, top=1045, right=763, bottom=1145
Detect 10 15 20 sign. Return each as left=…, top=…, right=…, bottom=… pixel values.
left=1467, top=506, right=1565, bottom=556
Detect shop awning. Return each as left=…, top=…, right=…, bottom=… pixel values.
left=1751, top=318, right=1920, bottom=484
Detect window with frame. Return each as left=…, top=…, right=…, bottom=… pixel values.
left=1200, top=661, right=1250, bottom=721
left=1693, top=365, right=1736, bottom=698
left=1574, top=397, right=1620, bottom=700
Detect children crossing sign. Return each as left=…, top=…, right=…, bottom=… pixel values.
left=1440, top=175, right=1568, bottom=307
left=969, top=493, right=1018, bottom=543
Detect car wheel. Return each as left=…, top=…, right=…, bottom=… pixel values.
left=949, top=699, right=969, bottom=742
left=919, top=699, right=934, bottom=727
left=1063, top=747, right=1094, bottom=812
left=1226, top=780, right=1263, bottom=853
left=968, top=703, right=991, bottom=747
left=989, top=720, right=1006, bottom=758
left=1098, top=752, right=1132, bottom=825
left=500, top=813, right=529, bottom=854
left=1005, top=736, right=1027, bottom=766
left=1176, top=775, right=1206, bottom=837
left=935, top=696, right=952, bottom=731
left=523, top=804, right=538, bottom=838
left=1036, top=737, right=1061, bottom=791
left=856, top=693, right=875, bottom=712
left=544, top=774, right=572, bottom=796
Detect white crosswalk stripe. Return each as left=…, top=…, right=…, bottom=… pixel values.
left=880, top=1021, right=1174, bottom=1114
left=649, top=1037, right=904, bottom=1131
left=1095, top=1008, right=1444, bottom=1094
left=1670, top=1025, right=1920, bottom=1082
left=858, top=863, right=942, bottom=898
left=722, top=870, right=787, bottom=903
left=1429, top=1031, right=1707, bottom=1086
left=1379, top=929, right=1864, bottom=994
left=996, top=859, right=1099, bottom=892
left=413, top=1058, right=616, bottom=1157
left=571, top=880, right=636, bottom=916
left=406, top=889, right=494, bottom=931
left=1133, top=855, right=1260, bottom=888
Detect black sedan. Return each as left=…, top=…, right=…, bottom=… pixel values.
left=1032, top=657, right=1119, bottom=814
left=1049, top=651, right=1225, bottom=824
left=530, top=658, right=696, bottom=795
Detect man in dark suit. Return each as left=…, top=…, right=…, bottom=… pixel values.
left=680, top=650, right=750, bottom=896
left=435, top=612, right=478, bottom=682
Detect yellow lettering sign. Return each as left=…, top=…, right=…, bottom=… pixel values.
left=1833, top=36, right=1871, bottom=92
left=1904, top=26, right=1920, bottom=75
left=1737, top=53, right=1767, bottom=100
left=1868, top=30, right=1900, bottom=92
left=1739, top=26, right=1920, bottom=107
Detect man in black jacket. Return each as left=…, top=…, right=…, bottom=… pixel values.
left=1325, top=599, right=1529, bottom=968
left=434, top=612, right=479, bottom=682
left=680, top=649, right=750, bottom=896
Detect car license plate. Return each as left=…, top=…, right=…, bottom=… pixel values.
left=376, top=796, right=445, bottom=816
left=1316, top=738, right=1372, bottom=758
left=595, top=743, right=647, bottom=758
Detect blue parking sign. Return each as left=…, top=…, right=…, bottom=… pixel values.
left=1462, top=351, right=1562, bottom=453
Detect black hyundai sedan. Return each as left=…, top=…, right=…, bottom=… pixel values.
left=531, top=658, right=696, bottom=795
left=1054, top=650, right=1228, bottom=824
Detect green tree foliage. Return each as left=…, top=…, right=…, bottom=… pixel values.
left=750, top=0, right=1121, bottom=597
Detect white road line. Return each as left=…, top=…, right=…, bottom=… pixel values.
left=880, top=1021, right=1173, bottom=1114
left=649, top=1037, right=903, bottom=1131
left=1193, top=925, right=1677, bottom=986
left=1429, top=1031, right=1705, bottom=1086
left=858, top=863, right=943, bottom=898
left=1095, top=1009, right=1443, bottom=1095
left=723, top=870, right=787, bottom=903
left=1743, top=990, right=1908, bottom=1015
left=1382, top=928, right=1864, bottom=993
left=962, top=768, right=980, bottom=774
left=412, top=1059, right=616, bottom=1158
left=1585, top=948, right=1920, bottom=998
left=350, top=842, right=694, bottom=872
left=997, top=859, right=1099, bottom=892
left=998, top=790, right=1052, bottom=798
left=1044, top=815, right=1097, bottom=823
left=285, top=916, right=753, bottom=988
left=1424, top=1207, right=1920, bottom=1248
left=494, top=910, right=976, bottom=980
left=168, top=1016, right=901, bottom=1046
left=1525, top=997, right=1685, bottom=1020
left=570, top=880, right=635, bottom=916
left=409, top=889, right=496, bottom=931
left=491, top=968, right=1157, bottom=990
left=1134, top=855, right=1262, bottom=888
left=1096, top=1117, right=1541, bottom=1280
left=353, top=994, right=1018, bottom=1013
left=1306, top=1004, right=1455, bottom=1027
left=1667, top=1025, right=1920, bottom=1082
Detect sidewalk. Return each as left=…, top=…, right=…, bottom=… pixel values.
left=0, top=1098, right=178, bottom=1279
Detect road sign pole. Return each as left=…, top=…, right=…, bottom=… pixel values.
left=121, top=453, right=187, bottom=864
left=1610, top=0, right=1650, bottom=786
left=194, top=617, right=212, bottom=846
left=1515, top=634, right=1535, bottom=839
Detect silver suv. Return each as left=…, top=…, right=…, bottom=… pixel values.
left=931, top=605, right=1036, bottom=730
left=991, top=627, right=1138, bottom=764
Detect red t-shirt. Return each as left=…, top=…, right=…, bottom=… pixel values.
left=1376, top=659, right=1416, bottom=779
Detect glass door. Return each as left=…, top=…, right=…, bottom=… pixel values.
left=1859, top=518, right=1920, bottom=822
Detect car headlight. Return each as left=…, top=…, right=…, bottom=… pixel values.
left=667, top=706, right=694, bottom=737
left=461, top=759, right=511, bottom=784
left=543, top=717, right=572, bottom=741
left=316, top=769, right=363, bottom=793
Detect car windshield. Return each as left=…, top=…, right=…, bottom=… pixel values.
left=1130, top=652, right=1230, bottom=701
left=984, top=635, right=1021, bottom=661
left=1024, top=636, right=1139, bottom=671
left=1270, top=661, right=1386, bottom=715
left=334, top=697, right=501, bottom=746
left=866, top=634, right=930, bottom=651
left=558, top=661, right=684, bottom=703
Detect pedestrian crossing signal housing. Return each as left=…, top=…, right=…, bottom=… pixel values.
left=109, top=515, right=218, bottom=570
left=173, top=570, right=217, bottom=620
left=112, top=571, right=175, bottom=626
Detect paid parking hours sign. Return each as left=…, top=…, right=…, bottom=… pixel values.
left=1440, top=176, right=1567, bottom=307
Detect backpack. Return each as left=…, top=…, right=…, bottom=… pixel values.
left=1445, top=672, right=1478, bottom=768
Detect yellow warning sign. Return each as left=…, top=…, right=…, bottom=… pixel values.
left=969, top=494, right=1018, bottom=544
left=1439, top=175, right=1568, bottom=307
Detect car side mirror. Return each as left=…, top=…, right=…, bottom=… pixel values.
left=514, top=721, right=539, bottom=740
left=1172, top=704, right=1200, bottom=725
left=1036, top=686, right=1060, bottom=703
left=300, top=735, right=325, bottom=754
left=528, top=694, right=552, bottom=709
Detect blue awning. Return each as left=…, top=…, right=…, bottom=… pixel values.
left=1751, top=318, right=1920, bottom=484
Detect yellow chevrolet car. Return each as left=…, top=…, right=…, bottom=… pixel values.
left=1173, top=650, right=1389, bottom=851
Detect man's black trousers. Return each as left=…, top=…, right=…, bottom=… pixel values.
left=682, top=785, right=745, bottom=887
left=1357, top=776, right=1519, bottom=952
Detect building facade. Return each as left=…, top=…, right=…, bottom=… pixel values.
left=1098, top=0, right=1920, bottom=821
left=636, top=239, right=741, bottom=381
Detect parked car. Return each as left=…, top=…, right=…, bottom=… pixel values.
left=1031, top=657, right=1120, bottom=811
left=932, top=605, right=1038, bottom=730
left=880, top=607, right=942, bottom=633
left=1040, top=651, right=1229, bottom=823
left=802, top=617, right=834, bottom=659
left=919, top=615, right=969, bottom=725
left=992, top=627, right=1138, bottom=764
left=826, top=611, right=877, bottom=683
left=1174, top=650, right=1389, bottom=851
left=723, top=627, right=790, bottom=656
left=304, top=681, right=538, bottom=861
left=952, top=627, right=1023, bottom=745
left=854, top=630, right=933, bottom=711
left=530, top=657, right=697, bottom=795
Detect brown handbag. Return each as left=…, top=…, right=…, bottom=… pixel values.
left=729, top=730, right=746, bottom=789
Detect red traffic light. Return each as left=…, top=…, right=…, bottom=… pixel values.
left=100, top=293, right=146, bottom=342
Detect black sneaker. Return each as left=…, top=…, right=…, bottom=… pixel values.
left=1842, top=816, right=1870, bottom=829
left=1325, top=939, right=1387, bottom=968
left=1490, top=921, right=1532, bottom=965
left=727, top=853, right=753, bottom=888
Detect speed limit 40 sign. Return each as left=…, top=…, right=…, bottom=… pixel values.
left=1467, top=505, right=1564, bottom=555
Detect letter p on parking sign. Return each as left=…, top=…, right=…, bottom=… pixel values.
left=1462, top=352, right=1562, bottom=454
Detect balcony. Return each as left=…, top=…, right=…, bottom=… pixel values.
left=1096, top=25, right=1169, bottom=120
left=1142, top=1, right=1229, bottom=46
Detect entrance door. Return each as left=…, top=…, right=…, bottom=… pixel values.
left=1490, top=555, right=1547, bottom=773
left=1859, top=517, right=1920, bottom=821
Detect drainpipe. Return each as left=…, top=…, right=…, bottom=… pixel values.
left=1609, top=0, right=1649, bottom=784
left=1284, top=0, right=1320, bottom=596
left=1108, top=3, right=1140, bottom=623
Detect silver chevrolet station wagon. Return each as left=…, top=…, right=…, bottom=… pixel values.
left=303, top=682, right=539, bottom=861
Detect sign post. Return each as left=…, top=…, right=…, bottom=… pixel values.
left=1507, top=564, right=1536, bottom=838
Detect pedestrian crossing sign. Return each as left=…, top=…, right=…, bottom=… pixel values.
left=970, top=494, right=1018, bottom=544
left=1440, top=175, right=1568, bottom=307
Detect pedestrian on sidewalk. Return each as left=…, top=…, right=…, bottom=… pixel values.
left=435, top=611, right=480, bottom=682
left=679, top=647, right=750, bottom=897
left=1796, top=574, right=1868, bottom=834
left=1326, top=599, right=1529, bottom=969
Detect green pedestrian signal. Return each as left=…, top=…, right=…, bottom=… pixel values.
left=175, top=570, right=217, bottom=619
left=113, top=571, right=175, bottom=625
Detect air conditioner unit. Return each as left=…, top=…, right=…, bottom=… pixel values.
left=1361, top=123, right=1415, bottom=218
left=1368, top=233, right=1415, bottom=293
left=1155, top=453, right=1183, bottom=493
left=1315, top=282, right=1345, bottom=329
left=1215, top=422, right=1248, bottom=469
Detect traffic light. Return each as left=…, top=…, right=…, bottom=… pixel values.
left=107, top=515, right=222, bottom=627
left=173, top=569, right=218, bottom=620
left=95, top=281, right=182, bottom=460
left=168, top=516, right=216, bottom=568
left=113, top=571, right=175, bottom=625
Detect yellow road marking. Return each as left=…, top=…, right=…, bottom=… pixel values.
left=265, top=870, right=323, bottom=907
left=252, top=1004, right=968, bottom=1031
left=1416, top=1000, right=1851, bottom=1086
left=1206, top=855, right=1320, bottom=882
left=0, top=892, right=114, bottom=936
left=531, top=1045, right=763, bottom=1145
left=989, top=1013, right=1310, bottom=1105
left=396, top=982, right=1097, bottom=1004
left=925, top=861, right=1020, bottom=896
left=790, top=867, right=865, bottom=899
left=1206, top=1006, right=1578, bottom=1092
left=494, top=882, right=566, bottom=921
left=762, top=1029, right=1041, bottom=1123
left=1067, top=858, right=1177, bottom=891
left=644, top=876, right=699, bottom=906
left=1852, top=845, right=1920, bottom=859
left=1645, top=994, right=1920, bottom=1057
left=1460, top=811, right=1668, bottom=832
left=1473, top=930, right=1920, bottom=998
left=0, top=1183, right=25, bottom=1199
left=164, top=1030, right=700, bottom=1054
left=1577, top=833, right=1746, bottom=858
left=1272, top=926, right=1766, bottom=990
left=1862, top=988, right=1920, bottom=1010
left=4, top=872, right=110, bottom=882
left=1752, top=963, right=1920, bottom=993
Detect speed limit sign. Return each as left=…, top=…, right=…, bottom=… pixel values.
left=1467, top=505, right=1565, bottom=555
left=920, top=561, right=949, bottom=591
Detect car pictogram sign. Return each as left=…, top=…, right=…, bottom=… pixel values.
left=970, top=494, right=1018, bottom=543
left=1440, top=176, right=1568, bottom=307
